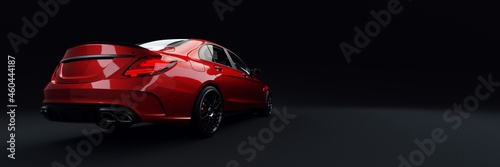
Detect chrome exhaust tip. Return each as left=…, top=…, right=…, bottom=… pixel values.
left=114, top=113, right=133, bottom=123
left=40, top=106, right=48, bottom=119
left=100, top=112, right=117, bottom=122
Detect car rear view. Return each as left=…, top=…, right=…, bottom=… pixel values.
left=41, top=38, right=272, bottom=137
left=41, top=40, right=187, bottom=130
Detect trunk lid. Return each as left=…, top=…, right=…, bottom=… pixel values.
left=55, top=43, right=155, bottom=84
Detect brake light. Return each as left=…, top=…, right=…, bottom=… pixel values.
left=51, top=65, right=59, bottom=82
left=124, top=56, right=177, bottom=77
left=51, top=71, right=56, bottom=81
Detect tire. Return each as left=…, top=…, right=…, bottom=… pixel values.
left=191, top=86, right=223, bottom=137
left=257, top=91, right=272, bottom=117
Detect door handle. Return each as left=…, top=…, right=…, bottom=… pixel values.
left=214, top=65, right=222, bottom=72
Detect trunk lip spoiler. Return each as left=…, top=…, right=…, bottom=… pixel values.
left=60, top=54, right=136, bottom=63
left=67, top=42, right=147, bottom=50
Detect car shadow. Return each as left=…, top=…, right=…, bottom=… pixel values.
left=42, top=112, right=262, bottom=150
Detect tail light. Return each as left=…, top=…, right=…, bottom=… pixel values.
left=51, top=65, right=59, bottom=83
left=124, top=56, right=177, bottom=77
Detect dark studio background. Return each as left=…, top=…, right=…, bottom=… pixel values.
left=2, top=0, right=500, bottom=167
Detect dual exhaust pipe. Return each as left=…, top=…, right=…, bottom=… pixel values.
left=100, top=112, right=133, bottom=123
left=40, top=105, right=138, bottom=123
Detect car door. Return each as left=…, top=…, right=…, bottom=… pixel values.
left=199, top=44, right=249, bottom=111
left=225, top=49, right=266, bottom=109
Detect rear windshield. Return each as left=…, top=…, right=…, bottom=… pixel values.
left=139, top=39, right=189, bottom=51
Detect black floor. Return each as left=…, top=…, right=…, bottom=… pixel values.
left=3, top=105, right=500, bottom=167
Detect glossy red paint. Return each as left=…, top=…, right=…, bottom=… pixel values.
left=42, top=39, right=270, bottom=126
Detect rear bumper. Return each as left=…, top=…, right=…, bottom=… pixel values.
left=43, top=87, right=167, bottom=119
left=42, top=76, right=199, bottom=123
left=40, top=103, right=142, bottom=123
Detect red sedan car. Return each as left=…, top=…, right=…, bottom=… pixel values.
left=41, top=39, right=272, bottom=137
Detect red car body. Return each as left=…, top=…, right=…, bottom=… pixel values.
left=41, top=39, right=272, bottom=136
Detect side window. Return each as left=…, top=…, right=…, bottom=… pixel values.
left=198, top=45, right=213, bottom=61
left=228, top=51, right=250, bottom=74
left=198, top=45, right=231, bottom=67
left=211, top=45, right=232, bottom=67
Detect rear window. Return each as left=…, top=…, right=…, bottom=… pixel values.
left=139, top=39, right=189, bottom=51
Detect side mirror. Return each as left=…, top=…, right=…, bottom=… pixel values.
left=251, top=68, right=261, bottom=77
